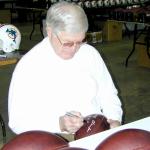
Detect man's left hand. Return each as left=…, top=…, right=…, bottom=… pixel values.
left=107, top=119, right=121, bottom=128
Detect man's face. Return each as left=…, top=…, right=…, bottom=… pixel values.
left=47, top=29, right=85, bottom=59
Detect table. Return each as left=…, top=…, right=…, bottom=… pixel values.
left=69, top=116, right=150, bottom=150
left=107, top=20, right=150, bottom=67
left=125, top=23, right=150, bottom=67
left=0, top=58, right=18, bottom=66
left=11, top=6, right=46, bottom=39
left=0, top=51, right=24, bottom=66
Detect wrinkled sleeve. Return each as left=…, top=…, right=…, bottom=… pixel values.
left=91, top=49, right=123, bottom=123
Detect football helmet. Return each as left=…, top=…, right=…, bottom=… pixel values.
left=0, top=24, right=21, bottom=53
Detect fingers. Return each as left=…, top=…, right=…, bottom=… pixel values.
left=107, top=119, right=121, bottom=128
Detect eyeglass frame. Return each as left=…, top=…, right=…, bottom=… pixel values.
left=54, top=33, right=86, bottom=48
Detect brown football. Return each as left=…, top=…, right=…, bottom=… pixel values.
left=1, top=130, right=69, bottom=150
left=74, top=114, right=110, bottom=140
left=95, top=128, right=150, bottom=150
left=60, top=147, right=88, bottom=150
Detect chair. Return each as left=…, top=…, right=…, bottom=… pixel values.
left=0, top=114, right=6, bottom=144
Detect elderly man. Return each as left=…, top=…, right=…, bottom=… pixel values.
left=8, top=1, right=123, bottom=141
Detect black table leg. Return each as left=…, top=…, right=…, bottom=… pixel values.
left=125, top=24, right=137, bottom=67
left=30, top=10, right=35, bottom=40
left=30, top=10, right=44, bottom=40
left=146, top=27, right=150, bottom=58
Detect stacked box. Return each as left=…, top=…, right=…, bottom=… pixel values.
left=86, top=31, right=102, bottom=43
left=137, top=36, right=150, bottom=68
left=102, top=20, right=123, bottom=41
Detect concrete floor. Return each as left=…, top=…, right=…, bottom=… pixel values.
left=0, top=22, right=150, bottom=146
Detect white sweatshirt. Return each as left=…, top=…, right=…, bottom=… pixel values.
left=8, top=37, right=123, bottom=134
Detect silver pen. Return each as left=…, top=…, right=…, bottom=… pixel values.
left=66, top=112, right=81, bottom=118
left=65, top=112, right=85, bottom=122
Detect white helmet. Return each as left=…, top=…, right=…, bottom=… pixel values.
left=0, top=24, right=21, bottom=53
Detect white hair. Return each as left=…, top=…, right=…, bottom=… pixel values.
left=46, top=1, right=88, bottom=34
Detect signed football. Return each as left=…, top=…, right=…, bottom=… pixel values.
left=1, top=130, right=68, bottom=150
left=95, top=128, right=150, bottom=150
left=74, top=114, right=110, bottom=140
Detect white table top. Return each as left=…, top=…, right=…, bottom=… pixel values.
left=69, top=116, right=150, bottom=150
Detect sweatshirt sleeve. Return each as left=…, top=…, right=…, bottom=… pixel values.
left=91, top=49, right=123, bottom=123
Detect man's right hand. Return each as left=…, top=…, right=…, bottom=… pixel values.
left=59, top=111, right=84, bottom=134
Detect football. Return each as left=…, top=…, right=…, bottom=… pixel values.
left=1, top=130, right=69, bottom=150
left=60, top=147, right=88, bottom=150
left=74, top=114, right=110, bottom=140
left=95, top=128, right=150, bottom=150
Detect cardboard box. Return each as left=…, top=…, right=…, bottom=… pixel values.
left=86, top=31, right=102, bottom=43
left=102, top=20, right=123, bottom=41
left=137, top=34, right=150, bottom=68
left=137, top=45, right=150, bottom=68
left=0, top=10, right=11, bottom=23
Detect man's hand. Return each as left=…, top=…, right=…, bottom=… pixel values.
left=59, top=111, right=84, bottom=134
left=107, top=119, right=121, bottom=128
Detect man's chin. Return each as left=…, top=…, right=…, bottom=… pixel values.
left=61, top=54, right=75, bottom=60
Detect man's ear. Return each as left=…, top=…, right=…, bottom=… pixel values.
left=46, top=27, right=52, bottom=38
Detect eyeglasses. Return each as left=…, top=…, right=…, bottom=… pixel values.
left=55, top=33, right=85, bottom=48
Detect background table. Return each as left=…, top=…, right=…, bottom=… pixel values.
left=0, top=58, right=18, bottom=66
